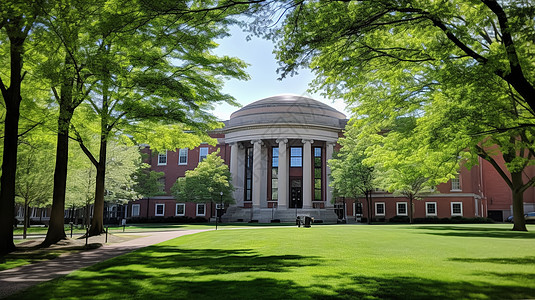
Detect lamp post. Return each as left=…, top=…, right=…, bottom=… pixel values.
left=216, top=191, right=223, bottom=230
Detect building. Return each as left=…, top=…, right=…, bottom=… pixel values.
left=125, top=94, right=534, bottom=223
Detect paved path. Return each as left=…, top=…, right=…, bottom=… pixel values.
left=0, top=229, right=210, bottom=298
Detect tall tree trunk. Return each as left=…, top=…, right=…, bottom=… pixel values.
left=23, top=202, right=29, bottom=239
left=0, top=25, right=25, bottom=255
left=409, top=195, right=414, bottom=224
left=43, top=105, right=73, bottom=246
left=511, top=171, right=527, bottom=231
left=88, top=137, right=107, bottom=236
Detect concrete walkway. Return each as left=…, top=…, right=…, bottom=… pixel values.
left=0, top=229, right=210, bottom=298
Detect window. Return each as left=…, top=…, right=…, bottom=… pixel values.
left=155, top=203, right=165, bottom=216
left=199, top=147, right=209, bottom=162
left=354, top=202, right=363, bottom=216
left=290, top=147, right=302, bottom=167
left=451, top=174, right=461, bottom=191
left=196, top=203, right=206, bottom=216
left=157, top=151, right=167, bottom=165
left=426, top=202, right=437, bottom=216
left=375, top=202, right=385, bottom=216
left=132, top=204, right=140, bottom=217
left=272, top=147, right=279, bottom=168
left=314, top=147, right=322, bottom=201
left=451, top=202, right=463, bottom=216
left=178, top=148, right=188, bottom=165
left=244, top=147, right=253, bottom=202
left=176, top=203, right=185, bottom=216
left=272, top=147, right=278, bottom=200
left=157, top=177, right=166, bottom=193
left=397, top=202, right=408, bottom=216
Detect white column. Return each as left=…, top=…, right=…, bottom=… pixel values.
left=302, top=139, right=314, bottom=209
left=229, top=142, right=240, bottom=206
left=325, top=142, right=335, bottom=208
left=251, top=139, right=263, bottom=208
left=276, top=138, right=288, bottom=208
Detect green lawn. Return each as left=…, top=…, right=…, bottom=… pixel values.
left=9, top=224, right=535, bottom=299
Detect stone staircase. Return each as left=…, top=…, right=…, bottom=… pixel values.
left=221, top=206, right=338, bottom=223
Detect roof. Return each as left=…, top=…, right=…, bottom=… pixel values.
left=227, top=94, right=346, bottom=129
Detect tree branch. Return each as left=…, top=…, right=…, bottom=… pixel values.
left=475, top=144, right=512, bottom=188
left=70, top=125, right=99, bottom=168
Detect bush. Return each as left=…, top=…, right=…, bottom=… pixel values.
left=128, top=216, right=209, bottom=224
left=389, top=216, right=410, bottom=223
left=411, top=217, right=494, bottom=224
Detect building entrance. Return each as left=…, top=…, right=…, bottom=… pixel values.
left=290, top=179, right=302, bottom=208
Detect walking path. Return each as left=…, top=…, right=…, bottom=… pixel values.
left=0, top=229, right=210, bottom=298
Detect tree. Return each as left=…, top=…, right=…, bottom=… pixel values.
left=15, top=137, right=54, bottom=239
left=68, top=0, right=248, bottom=236
left=258, top=0, right=535, bottom=231
left=132, top=167, right=166, bottom=198
left=0, top=1, right=40, bottom=254
left=171, top=150, right=234, bottom=208
left=329, top=136, right=375, bottom=224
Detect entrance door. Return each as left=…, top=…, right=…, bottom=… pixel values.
left=290, top=179, right=302, bottom=208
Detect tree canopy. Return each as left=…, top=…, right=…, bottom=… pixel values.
left=257, top=0, right=535, bottom=231
left=171, top=150, right=235, bottom=205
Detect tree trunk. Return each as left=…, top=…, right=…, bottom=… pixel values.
left=88, top=138, right=107, bottom=236
left=367, top=192, right=372, bottom=224
left=511, top=171, right=527, bottom=231
left=409, top=196, right=414, bottom=224
left=42, top=106, right=73, bottom=246
left=23, top=202, right=29, bottom=239
left=0, top=28, right=25, bottom=255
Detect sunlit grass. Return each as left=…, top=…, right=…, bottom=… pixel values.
left=10, top=224, right=535, bottom=299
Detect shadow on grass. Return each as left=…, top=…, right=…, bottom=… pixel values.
left=8, top=246, right=322, bottom=300
left=449, top=256, right=535, bottom=265
left=410, top=225, right=535, bottom=239
left=9, top=242, right=535, bottom=300
left=89, top=246, right=321, bottom=275
left=312, top=274, right=535, bottom=300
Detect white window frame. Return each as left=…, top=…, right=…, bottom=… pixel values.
left=426, top=202, right=437, bottom=216
left=451, top=202, right=463, bottom=216
left=450, top=174, right=461, bottom=191
left=375, top=202, right=385, bottom=216
left=178, top=148, right=188, bottom=165
left=132, top=204, right=140, bottom=217
left=196, top=203, right=206, bottom=216
left=176, top=203, right=186, bottom=216
left=396, top=202, right=408, bottom=216
left=199, top=147, right=209, bottom=162
left=155, top=203, right=165, bottom=216
left=157, top=151, right=167, bottom=166
left=353, top=202, right=363, bottom=216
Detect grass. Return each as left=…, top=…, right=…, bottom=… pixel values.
left=8, top=223, right=535, bottom=299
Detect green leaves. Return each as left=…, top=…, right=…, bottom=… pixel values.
left=171, top=149, right=234, bottom=204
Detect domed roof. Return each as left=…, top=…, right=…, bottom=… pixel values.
left=228, top=94, right=346, bottom=128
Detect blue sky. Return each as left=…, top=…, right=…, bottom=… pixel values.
left=211, top=26, right=348, bottom=121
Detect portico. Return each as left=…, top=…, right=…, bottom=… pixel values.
left=221, top=95, right=346, bottom=222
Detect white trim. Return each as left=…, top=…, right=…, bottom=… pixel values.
left=131, top=204, right=140, bottom=217
left=178, top=148, right=188, bottom=165
left=375, top=202, right=385, bottom=216
left=157, top=151, right=167, bottom=166
left=155, top=203, right=165, bottom=216
left=196, top=203, right=206, bottom=216
left=450, top=174, right=462, bottom=191
left=451, top=202, right=463, bottom=216
left=353, top=202, right=363, bottom=216
left=175, top=203, right=185, bottom=216
left=199, top=147, right=209, bottom=162
left=396, top=202, right=408, bottom=216
left=426, top=202, right=437, bottom=216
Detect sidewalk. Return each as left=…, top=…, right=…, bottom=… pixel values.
left=0, top=229, right=210, bottom=298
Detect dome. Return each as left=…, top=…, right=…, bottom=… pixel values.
left=228, top=94, right=346, bottom=128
